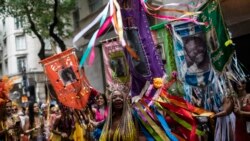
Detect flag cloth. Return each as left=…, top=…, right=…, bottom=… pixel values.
left=41, top=48, right=90, bottom=110
left=198, top=0, right=234, bottom=72
left=101, top=39, right=130, bottom=86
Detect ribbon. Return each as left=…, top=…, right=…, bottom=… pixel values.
left=113, top=0, right=126, bottom=46
left=144, top=1, right=204, bottom=9
left=133, top=110, right=157, bottom=141
left=135, top=102, right=170, bottom=141
left=161, top=91, right=214, bottom=116
left=73, top=2, right=110, bottom=48
left=153, top=106, right=178, bottom=141
left=88, top=16, right=113, bottom=65
left=140, top=0, right=205, bottom=25
left=145, top=3, right=202, bottom=18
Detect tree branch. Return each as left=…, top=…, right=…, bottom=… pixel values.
left=49, top=0, right=66, bottom=51
left=24, top=5, right=45, bottom=60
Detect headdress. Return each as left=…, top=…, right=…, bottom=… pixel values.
left=0, top=76, right=15, bottom=106
left=107, top=83, right=130, bottom=96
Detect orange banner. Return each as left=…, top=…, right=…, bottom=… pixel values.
left=41, top=48, right=90, bottom=110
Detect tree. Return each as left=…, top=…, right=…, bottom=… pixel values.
left=0, top=0, right=75, bottom=60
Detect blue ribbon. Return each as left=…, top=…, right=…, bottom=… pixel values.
left=133, top=110, right=155, bottom=141
left=153, top=106, right=179, bottom=141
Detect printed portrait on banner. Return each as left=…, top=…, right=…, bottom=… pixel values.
left=59, top=66, right=77, bottom=86
left=41, top=48, right=90, bottom=110
left=173, top=22, right=214, bottom=87
left=183, top=33, right=210, bottom=74
left=102, top=39, right=130, bottom=85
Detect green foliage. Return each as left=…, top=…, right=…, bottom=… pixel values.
left=0, top=0, right=75, bottom=41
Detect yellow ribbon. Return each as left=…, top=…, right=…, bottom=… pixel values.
left=136, top=102, right=170, bottom=141
left=225, top=39, right=233, bottom=47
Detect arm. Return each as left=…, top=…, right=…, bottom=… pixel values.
left=0, top=127, right=7, bottom=135
left=214, top=97, right=234, bottom=117
left=23, top=117, right=36, bottom=134
left=234, top=94, right=250, bottom=117
left=238, top=111, right=250, bottom=117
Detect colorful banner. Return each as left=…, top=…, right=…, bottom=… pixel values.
left=151, top=23, right=177, bottom=76
left=173, top=22, right=214, bottom=87
left=40, top=48, right=90, bottom=110
left=101, top=39, right=130, bottom=86
left=198, top=0, right=234, bottom=72
left=119, top=0, right=164, bottom=97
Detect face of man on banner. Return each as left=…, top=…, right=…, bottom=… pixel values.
left=59, top=66, right=77, bottom=86
left=183, top=36, right=210, bottom=73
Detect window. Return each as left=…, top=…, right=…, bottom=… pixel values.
left=73, top=9, right=80, bottom=29
left=88, top=0, right=103, bottom=12
left=4, top=59, right=8, bottom=73
left=2, top=18, right=5, bottom=31
left=44, top=39, right=52, bottom=50
left=16, top=35, right=26, bottom=50
left=17, top=56, right=27, bottom=73
left=14, top=16, right=24, bottom=29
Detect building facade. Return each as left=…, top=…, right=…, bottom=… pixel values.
left=0, top=17, right=51, bottom=104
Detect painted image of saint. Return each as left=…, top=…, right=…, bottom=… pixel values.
left=59, top=66, right=77, bottom=85
left=183, top=35, right=210, bottom=74
left=110, top=58, right=126, bottom=77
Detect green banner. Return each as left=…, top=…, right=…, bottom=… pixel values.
left=198, top=0, right=234, bottom=72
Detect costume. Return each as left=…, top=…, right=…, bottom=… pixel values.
left=95, top=107, right=108, bottom=122
left=235, top=98, right=250, bottom=141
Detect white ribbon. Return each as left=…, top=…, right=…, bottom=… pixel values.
left=73, top=2, right=110, bottom=48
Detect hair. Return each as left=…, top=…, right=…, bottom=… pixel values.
left=0, top=100, right=11, bottom=121
left=95, top=94, right=108, bottom=108
left=99, top=89, right=136, bottom=141
left=28, top=102, right=36, bottom=128
left=232, top=80, right=247, bottom=94
left=184, top=36, right=206, bottom=49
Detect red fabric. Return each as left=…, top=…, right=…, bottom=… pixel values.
left=235, top=104, right=250, bottom=141
left=41, top=48, right=90, bottom=110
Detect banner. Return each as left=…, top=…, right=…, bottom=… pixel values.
left=151, top=23, right=177, bottom=76
left=119, top=0, right=165, bottom=97
left=102, top=39, right=130, bottom=86
left=41, top=48, right=90, bottom=110
left=198, top=0, right=234, bottom=72
left=173, top=22, right=214, bottom=87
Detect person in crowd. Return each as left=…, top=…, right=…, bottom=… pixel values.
left=19, top=106, right=29, bottom=130
left=71, top=111, right=87, bottom=141
left=41, top=103, right=51, bottom=141
left=212, top=90, right=236, bottom=141
left=234, top=80, right=250, bottom=140
left=0, top=100, right=21, bottom=141
left=213, top=94, right=234, bottom=118
left=90, top=94, right=108, bottom=127
left=99, top=85, right=147, bottom=141
left=183, top=36, right=210, bottom=73
left=51, top=106, right=74, bottom=141
left=19, top=106, right=29, bottom=141
left=24, top=102, right=45, bottom=141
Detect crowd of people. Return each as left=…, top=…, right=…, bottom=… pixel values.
left=0, top=80, right=250, bottom=141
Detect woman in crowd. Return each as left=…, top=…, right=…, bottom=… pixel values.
left=234, top=80, right=250, bottom=140
left=51, top=106, right=74, bottom=141
left=99, top=85, right=146, bottom=141
left=90, top=94, right=108, bottom=127
left=0, top=100, right=21, bottom=141
left=24, top=102, right=45, bottom=141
